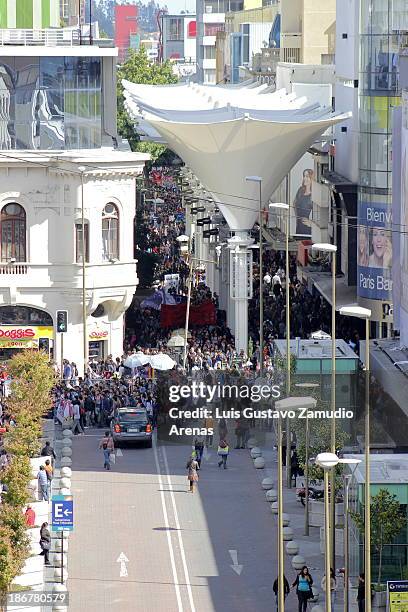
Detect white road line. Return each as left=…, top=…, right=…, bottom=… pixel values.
left=153, top=439, right=184, bottom=612
left=162, top=446, right=197, bottom=612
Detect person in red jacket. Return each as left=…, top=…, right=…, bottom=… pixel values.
left=25, top=505, right=36, bottom=527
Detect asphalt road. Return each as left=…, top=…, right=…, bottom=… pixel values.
left=67, top=428, right=282, bottom=612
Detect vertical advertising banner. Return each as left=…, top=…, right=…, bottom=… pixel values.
left=290, top=152, right=315, bottom=237
left=400, top=110, right=408, bottom=344
left=357, top=201, right=393, bottom=300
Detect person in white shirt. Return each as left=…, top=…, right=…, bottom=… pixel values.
left=71, top=401, right=84, bottom=435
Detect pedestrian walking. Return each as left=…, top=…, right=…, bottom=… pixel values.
left=204, top=415, right=214, bottom=447
left=357, top=573, right=365, bottom=612
left=321, top=568, right=337, bottom=612
left=37, top=465, right=49, bottom=501
left=39, top=522, right=51, bottom=565
left=186, top=454, right=199, bottom=493
left=292, top=566, right=314, bottom=612
left=194, top=438, right=204, bottom=467
left=44, top=460, right=53, bottom=497
left=71, top=400, right=84, bottom=435
left=273, top=575, right=290, bottom=610
left=217, top=439, right=229, bottom=469
left=41, top=441, right=56, bottom=461
left=99, top=431, right=114, bottom=470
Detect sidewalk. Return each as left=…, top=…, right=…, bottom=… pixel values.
left=250, top=429, right=345, bottom=612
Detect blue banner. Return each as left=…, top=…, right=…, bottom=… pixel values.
left=357, top=201, right=393, bottom=300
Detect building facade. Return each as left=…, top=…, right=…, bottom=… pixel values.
left=114, top=4, right=139, bottom=63
left=0, top=27, right=148, bottom=371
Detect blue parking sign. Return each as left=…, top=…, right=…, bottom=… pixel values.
left=52, top=495, right=73, bottom=531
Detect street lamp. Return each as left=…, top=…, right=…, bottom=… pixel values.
left=312, top=242, right=337, bottom=565
left=341, top=458, right=362, bottom=612
left=270, top=202, right=293, bottom=486
left=274, top=395, right=311, bottom=611
left=295, top=382, right=320, bottom=535
left=340, top=305, right=372, bottom=610
left=245, top=175, right=263, bottom=374
left=78, top=165, right=88, bottom=376
left=316, top=453, right=359, bottom=612
left=176, top=234, right=193, bottom=370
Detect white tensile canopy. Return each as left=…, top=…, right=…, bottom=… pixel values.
left=123, top=79, right=351, bottom=232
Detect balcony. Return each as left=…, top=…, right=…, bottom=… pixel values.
left=0, top=28, right=82, bottom=46
left=0, top=261, right=137, bottom=291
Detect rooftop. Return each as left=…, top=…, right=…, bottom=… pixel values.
left=0, top=27, right=116, bottom=56
left=274, top=338, right=359, bottom=360
left=345, top=453, right=408, bottom=485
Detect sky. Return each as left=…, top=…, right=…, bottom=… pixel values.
left=162, top=0, right=196, bottom=15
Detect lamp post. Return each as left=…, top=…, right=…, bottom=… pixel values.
left=176, top=234, right=193, bottom=370
left=295, top=382, right=320, bottom=536
left=342, top=458, right=362, bottom=612
left=270, top=203, right=292, bottom=487
left=78, top=166, right=88, bottom=376
left=246, top=176, right=263, bottom=373
left=274, top=396, right=313, bottom=610
left=339, top=305, right=372, bottom=610
left=312, top=242, right=337, bottom=565
left=177, top=234, right=217, bottom=371
left=316, top=453, right=360, bottom=612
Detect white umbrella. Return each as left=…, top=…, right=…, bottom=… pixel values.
left=124, top=352, right=150, bottom=368
left=310, top=330, right=332, bottom=340
left=149, top=353, right=176, bottom=371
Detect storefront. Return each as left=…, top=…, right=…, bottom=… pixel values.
left=0, top=325, right=54, bottom=360
left=0, top=306, right=54, bottom=361
left=88, top=323, right=110, bottom=360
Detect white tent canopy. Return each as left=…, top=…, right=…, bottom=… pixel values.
left=123, top=79, right=351, bottom=231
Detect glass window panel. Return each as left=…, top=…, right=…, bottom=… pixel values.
left=75, top=222, right=89, bottom=263
left=1, top=203, right=26, bottom=262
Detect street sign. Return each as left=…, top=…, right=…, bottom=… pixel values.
left=388, top=580, right=408, bottom=611
left=52, top=495, right=73, bottom=531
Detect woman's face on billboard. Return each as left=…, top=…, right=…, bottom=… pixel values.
left=372, top=227, right=386, bottom=259
left=359, top=226, right=367, bottom=252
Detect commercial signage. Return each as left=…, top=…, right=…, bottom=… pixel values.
left=0, top=326, right=53, bottom=348
left=357, top=200, right=393, bottom=301
left=88, top=325, right=109, bottom=341
left=387, top=580, right=408, bottom=611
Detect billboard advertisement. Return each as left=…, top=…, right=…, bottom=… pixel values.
left=357, top=201, right=393, bottom=300
left=400, top=109, right=408, bottom=344
left=290, top=152, right=315, bottom=237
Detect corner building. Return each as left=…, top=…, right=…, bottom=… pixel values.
left=0, top=14, right=148, bottom=370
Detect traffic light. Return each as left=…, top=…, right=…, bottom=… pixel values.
left=56, top=310, right=68, bottom=333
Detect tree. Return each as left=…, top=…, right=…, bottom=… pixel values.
left=0, top=351, right=55, bottom=606
left=351, top=489, right=407, bottom=586
left=117, top=47, right=178, bottom=159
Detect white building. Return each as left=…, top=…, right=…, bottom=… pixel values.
left=0, top=29, right=148, bottom=371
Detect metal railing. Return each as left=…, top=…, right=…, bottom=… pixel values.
left=0, top=28, right=81, bottom=46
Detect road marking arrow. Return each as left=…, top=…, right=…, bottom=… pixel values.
left=116, top=552, right=129, bottom=577
left=229, top=550, right=243, bottom=575
left=116, top=449, right=123, bottom=457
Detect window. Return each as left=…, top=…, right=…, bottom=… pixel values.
left=169, top=18, right=183, bottom=41
left=75, top=221, right=89, bottom=263
left=204, top=46, right=216, bottom=59
left=1, top=203, right=26, bottom=262
left=102, top=203, right=119, bottom=261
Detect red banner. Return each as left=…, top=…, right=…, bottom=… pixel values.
left=160, top=300, right=216, bottom=328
